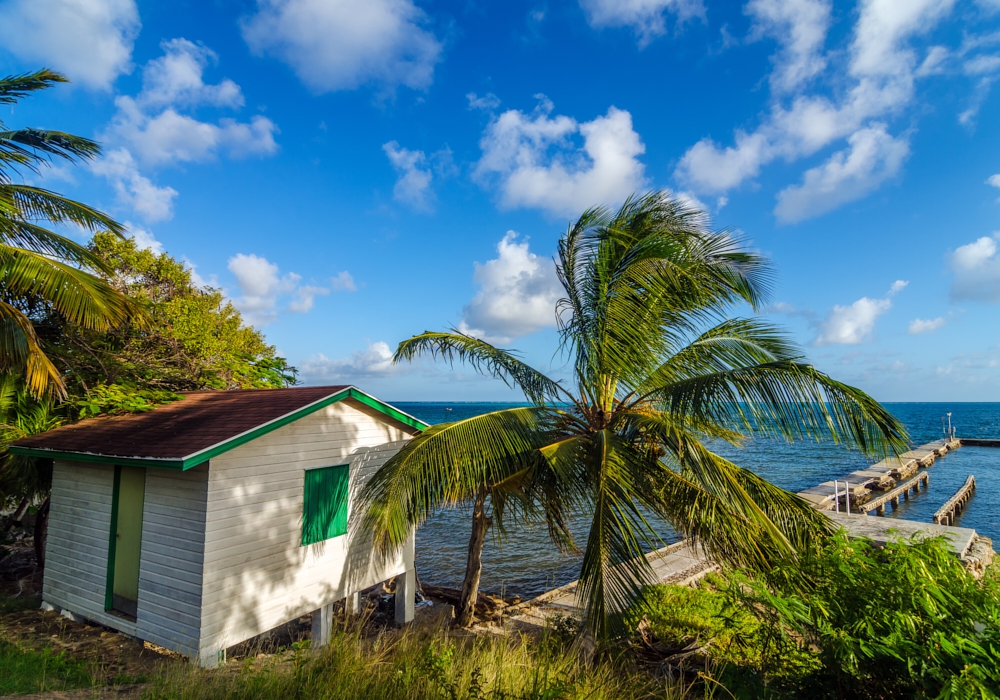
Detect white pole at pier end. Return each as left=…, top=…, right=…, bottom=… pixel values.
left=845, top=482, right=851, bottom=513
left=834, top=481, right=840, bottom=513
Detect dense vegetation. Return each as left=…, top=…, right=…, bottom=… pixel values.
left=638, top=534, right=1000, bottom=699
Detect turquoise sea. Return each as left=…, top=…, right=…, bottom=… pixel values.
left=396, top=402, right=1000, bottom=599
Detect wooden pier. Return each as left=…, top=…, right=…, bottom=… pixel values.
left=796, top=438, right=959, bottom=511
left=933, top=476, right=977, bottom=526
left=858, top=472, right=928, bottom=515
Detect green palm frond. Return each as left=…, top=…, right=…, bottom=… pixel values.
left=0, top=69, right=133, bottom=395
left=1, top=185, right=125, bottom=238
left=0, top=247, right=135, bottom=330
left=394, top=331, right=569, bottom=405
left=648, top=360, right=908, bottom=459
left=0, top=70, right=69, bottom=105
left=576, top=431, right=665, bottom=639
left=356, top=407, right=556, bottom=554
left=0, top=301, right=62, bottom=397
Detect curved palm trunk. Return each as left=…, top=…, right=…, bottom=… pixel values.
left=456, top=488, right=491, bottom=627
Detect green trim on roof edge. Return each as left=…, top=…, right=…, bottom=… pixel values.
left=8, top=387, right=429, bottom=470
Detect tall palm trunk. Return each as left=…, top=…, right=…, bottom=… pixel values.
left=456, top=488, right=491, bottom=627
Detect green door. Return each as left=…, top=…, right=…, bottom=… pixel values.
left=108, top=466, right=145, bottom=617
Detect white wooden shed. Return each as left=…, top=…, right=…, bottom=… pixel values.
left=10, top=385, right=427, bottom=666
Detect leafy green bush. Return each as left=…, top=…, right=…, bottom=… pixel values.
left=729, top=531, right=1000, bottom=699
left=636, top=574, right=818, bottom=695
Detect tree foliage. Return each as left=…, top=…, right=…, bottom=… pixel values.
left=36, top=231, right=296, bottom=399
left=359, top=191, right=908, bottom=640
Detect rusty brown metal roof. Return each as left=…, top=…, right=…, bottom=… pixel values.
left=9, top=386, right=427, bottom=469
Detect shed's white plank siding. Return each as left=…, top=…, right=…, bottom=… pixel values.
left=135, top=466, right=208, bottom=657
left=199, top=399, right=415, bottom=654
left=43, top=461, right=136, bottom=636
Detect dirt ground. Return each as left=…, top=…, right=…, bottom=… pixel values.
left=1, top=535, right=178, bottom=698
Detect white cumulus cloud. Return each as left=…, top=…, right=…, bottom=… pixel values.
left=908, top=317, right=945, bottom=334
left=90, top=148, right=179, bottom=223
left=988, top=173, right=1000, bottom=200
left=383, top=141, right=433, bottom=210
left=299, top=342, right=396, bottom=383
left=474, top=98, right=647, bottom=218
left=459, top=232, right=562, bottom=344
left=0, top=0, right=140, bottom=90
left=578, top=0, right=704, bottom=47
left=227, top=253, right=329, bottom=326
left=241, top=0, right=442, bottom=94
left=675, top=0, right=958, bottom=218
left=107, top=39, right=278, bottom=167
left=774, top=124, right=910, bottom=223
left=746, top=0, right=831, bottom=93
left=331, top=271, right=357, bottom=292
left=949, top=234, right=1000, bottom=302
left=137, top=38, right=244, bottom=109
left=467, top=92, right=501, bottom=111
left=815, top=280, right=907, bottom=345
left=125, top=222, right=164, bottom=255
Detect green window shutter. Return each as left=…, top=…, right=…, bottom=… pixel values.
left=302, top=465, right=350, bottom=546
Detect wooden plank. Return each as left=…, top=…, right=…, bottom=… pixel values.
left=140, top=559, right=203, bottom=586
left=137, top=584, right=202, bottom=619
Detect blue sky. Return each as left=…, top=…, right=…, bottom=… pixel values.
left=2, top=0, right=1000, bottom=402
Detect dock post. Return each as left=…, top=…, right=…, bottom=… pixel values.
left=845, top=482, right=851, bottom=513
left=834, top=481, right=840, bottom=513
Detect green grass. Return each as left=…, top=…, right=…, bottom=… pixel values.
left=0, top=637, right=94, bottom=695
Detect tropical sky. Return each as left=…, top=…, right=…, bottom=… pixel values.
left=1, top=0, right=999, bottom=402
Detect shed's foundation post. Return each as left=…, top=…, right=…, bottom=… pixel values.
left=312, top=603, right=333, bottom=648
left=395, top=569, right=415, bottom=624
left=198, top=649, right=225, bottom=668
left=345, top=591, right=360, bottom=615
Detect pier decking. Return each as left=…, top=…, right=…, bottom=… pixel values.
left=796, top=438, right=959, bottom=512
left=933, top=475, right=976, bottom=526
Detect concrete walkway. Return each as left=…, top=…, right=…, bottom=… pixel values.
left=501, top=540, right=716, bottom=633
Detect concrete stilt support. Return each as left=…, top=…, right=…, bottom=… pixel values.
left=345, top=591, right=360, bottom=615
left=312, top=603, right=333, bottom=648
left=198, top=649, right=225, bottom=668
left=395, top=569, right=415, bottom=624
left=876, top=504, right=885, bottom=516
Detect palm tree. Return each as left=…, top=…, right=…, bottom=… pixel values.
left=359, top=192, right=907, bottom=639
left=1, top=70, right=136, bottom=397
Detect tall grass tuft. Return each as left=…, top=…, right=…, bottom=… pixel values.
left=143, top=618, right=700, bottom=700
